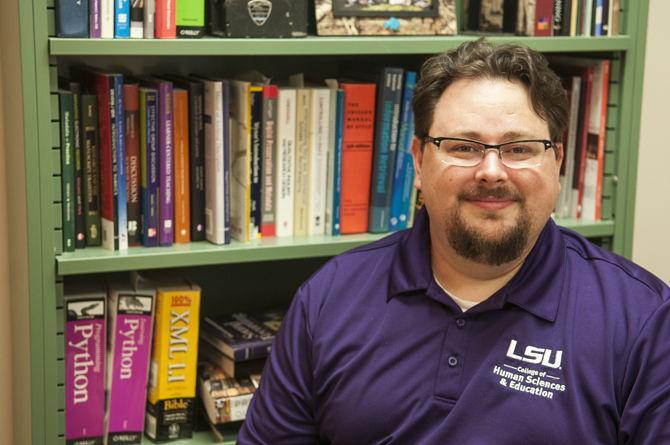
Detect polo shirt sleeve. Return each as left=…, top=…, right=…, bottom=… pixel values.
left=237, top=284, right=318, bottom=444
left=618, top=298, right=670, bottom=444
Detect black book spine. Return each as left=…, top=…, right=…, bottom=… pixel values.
left=250, top=88, right=263, bottom=240
left=189, top=81, right=206, bottom=241
left=81, top=94, right=102, bottom=246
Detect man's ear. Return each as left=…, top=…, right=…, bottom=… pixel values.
left=553, top=142, right=564, bottom=170
left=411, top=137, right=424, bottom=190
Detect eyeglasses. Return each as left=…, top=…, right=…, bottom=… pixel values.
left=424, top=136, right=556, bottom=169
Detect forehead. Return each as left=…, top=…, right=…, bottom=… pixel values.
left=431, top=77, right=550, bottom=139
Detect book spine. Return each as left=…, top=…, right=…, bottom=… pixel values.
left=81, top=94, right=102, bottom=246
left=64, top=296, right=106, bottom=444
left=140, top=89, right=159, bottom=247
left=70, top=83, right=87, bottom=248
left=275, top=88, right=296, bottom=237
left=222, top=80, right=231, bottom=245
left=176, top=0, right=205, bottom=38
left=574, top=68, right=594, bottom=219
left=174, top=88, right=191, bottom=243
left=203, top=80, right=223, bottom=244
left=90, top=0, right=102, bottom=38
left=331, top=89, right=344, bottom=236
left=145, top=282, right=200, bottom=442
left=124, top=83, right=142, bottom=246
left=105, top=290, right=154, bottom=444
left=559, top=76, right=581, bottom=219
left=534, top=0, right=554, bottom=36
left=324, top=86, right=338, bottom=236
left=390, top=71, right=416, bottom=231
left=260, top=85, right=278, bottom=238
left=156, top=81, right=174, bottom=245
left=130, top=0, right=144, bottom=38
left=113, top=75, right=129, bottom=250
left=155, top=0, right=176, bottom=38
left=308, top=88, right=330, bottom=236
left=56, top=0, right=89, bottom=37
left=368, top=68, right=403, bottom=233
left=101, top=0, right=114, bottom=38
left=249, top=87, right=263, bottom=240
left=293, top=88, right=310, bottom=237
left=593, top=0, right=604, bottom=36
left=188, top=81, right=206, bottom=241
left=115, top=0, right=130, bottom=38
left=552, top=0, right=564, bottom=35
left=93, top=75, right=115, bottom=250
left=60, top=91, right=76, bottom=252
left=229, top=80, right=251, bottom=243
left=144, top=0, right=155, bottom=38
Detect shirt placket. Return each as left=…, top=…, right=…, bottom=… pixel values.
left=434, top=314, right=470, bottom=402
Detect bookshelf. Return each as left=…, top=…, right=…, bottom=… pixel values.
left=5, top=0, right=649, bottom=444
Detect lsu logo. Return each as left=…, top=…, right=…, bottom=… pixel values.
left=506, top=339, right=563, bottom=369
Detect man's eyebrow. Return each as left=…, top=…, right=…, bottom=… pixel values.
left=451, top=130, right=535, bottom=141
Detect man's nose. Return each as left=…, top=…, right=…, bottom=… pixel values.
left=473, top=149, right=509, bottom=184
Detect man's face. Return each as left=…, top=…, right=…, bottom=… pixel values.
left=412, top=77, right=563, bottom=266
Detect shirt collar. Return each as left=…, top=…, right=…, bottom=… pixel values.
left=387, top=208, right=566, bottom=322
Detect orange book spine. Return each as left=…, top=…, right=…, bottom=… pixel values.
left=174, top=89, right=190, bottom=243
left=339, top=83, right=377, bottom=234
left=594, top=60, right=610, bottom=220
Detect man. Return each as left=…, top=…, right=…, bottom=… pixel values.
left=238, top=40, right=670, bottom=444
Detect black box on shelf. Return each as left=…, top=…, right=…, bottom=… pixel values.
left=209, top=0, right=308, bottom=38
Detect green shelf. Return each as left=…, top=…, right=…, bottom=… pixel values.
left=48, top=35, right=632, bottom=56
left=141, top=431, right=234, bottom=445
left=56, top=233, right=388, bottom=275
left=56, top=219, right=613, bottom=276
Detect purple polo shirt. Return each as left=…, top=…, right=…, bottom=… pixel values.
left=238, top=209, right=670, bottom=444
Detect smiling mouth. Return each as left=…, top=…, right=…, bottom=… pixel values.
left=465, top=198, right=515, bottom=211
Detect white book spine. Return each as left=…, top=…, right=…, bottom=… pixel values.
left=101, top=0, right=114, bottom=38
left=144, top=0, right=155, bottom=38
left=275, top=89, right=296, bottom=237
left=203, top=80, right=226, bottom=244
left=308, top=88, right=330, bottom=236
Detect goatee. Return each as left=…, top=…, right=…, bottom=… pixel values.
left=445, top=187, right=529, bottom=266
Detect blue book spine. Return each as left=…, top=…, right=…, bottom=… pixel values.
left=222, top=80, right=231, bottom=244
left=331, top=89, right=345, bottom=236
left=389, top=71, right=417, bottom=231
left=56, top=0, right=89, bottom=37
left=594, top=0, right=604, bottom=36
left=112, top=74, right=128, bottom=249
left=114, top=0, right=131, bottom=38
left=368, top=68, right=404, bottom=233
left=397, top=118, right=416, bottom=231
left=142, top=90, right=159, bottom=247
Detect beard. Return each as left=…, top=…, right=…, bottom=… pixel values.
left=444, top=186, right=530, bottom=266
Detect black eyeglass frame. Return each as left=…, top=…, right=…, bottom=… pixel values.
left=423, top=136, right=556, bottom=156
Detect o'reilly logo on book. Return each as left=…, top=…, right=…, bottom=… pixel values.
left=505, top=339, right=563, bottom=369
left=248, top=0, right=272, bottom=27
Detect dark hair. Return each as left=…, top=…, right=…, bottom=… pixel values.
left=413, top=39, right=569, bottom=144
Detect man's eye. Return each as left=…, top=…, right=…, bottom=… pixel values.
left=506, top=145, right=532, bottom=154
left=451, top=144, right=478, bottom=153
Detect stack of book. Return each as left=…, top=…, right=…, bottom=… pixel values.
left=197, top=310, right=285, bottom=426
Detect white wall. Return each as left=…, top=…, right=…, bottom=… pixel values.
left=633, top=0, right=670, bottom=284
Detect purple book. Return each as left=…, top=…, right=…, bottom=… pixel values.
left=142, top=77, right=174, bottom=246
left=64, top=281, right=106, bottom=445
left=105, top=275, right=156, bottom=444
left=90, top=0, right=101, bottom=38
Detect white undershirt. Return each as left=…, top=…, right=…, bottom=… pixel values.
left=433, top=273, right=480, bottom=312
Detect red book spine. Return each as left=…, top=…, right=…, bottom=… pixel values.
left=174, top=88, right=191, bottom=243
left=124, top=83, right=141, bottom=246
left=594, top=60, right=610, bottom=220
left=534, top=0, right=554, bottom=36
left=339, top=83, right=377, bottom=234
left=155, top=0, right=176, bottom=38
left=576, top=68, right=594, bottom=219
left=94, top=75, right=114, bottom=243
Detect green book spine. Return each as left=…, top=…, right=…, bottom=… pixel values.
left=82, top=94, right=102, bottom=246
left=176, top=0, right=205, bottom=38
left=59, top=90, right=76, bottom=252
left=71, top=84, right=86, bottom=248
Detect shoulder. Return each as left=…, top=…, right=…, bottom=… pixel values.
left=558, top=225, right=670, bottom=316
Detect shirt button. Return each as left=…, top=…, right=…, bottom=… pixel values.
left=447, top=356, right=459, bottom=367
left=456, top=318, right=466, bottom=328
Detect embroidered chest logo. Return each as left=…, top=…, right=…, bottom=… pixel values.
left=491, top=339, right=567, bottom=400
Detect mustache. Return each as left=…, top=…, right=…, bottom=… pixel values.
left=457, top=187, right=523, bottom=202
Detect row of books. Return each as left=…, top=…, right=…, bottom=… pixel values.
left=58, top=66, right=421, bottom=251
left=64, top=271, right=284, bottom=443
left=466, top=0, right=621, bottom=37
left=552, top=57, right=611, bottom=221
